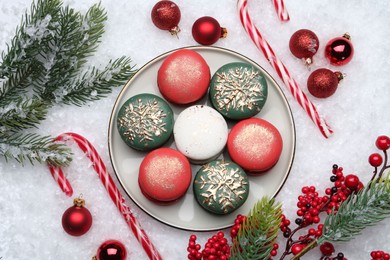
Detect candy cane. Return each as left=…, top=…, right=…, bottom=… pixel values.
left=272, top=0, right=290, bottom=21
left=47, top=132, right=162, bottom=260
left=237, top=0, right=333, bottom=138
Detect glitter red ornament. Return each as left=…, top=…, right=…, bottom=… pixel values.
left=151, top=1, right=181, bottom=35
left=94, top=240, right=127, bottom=260
left=307, top=68, right=343, bottom=98
left=325, top=33, right=354, bottom=66
left=289, top=29, right=319, bottom=65
left=192, top=16, right=227, bottom=45
left=62, top=196, right=92, bottom=236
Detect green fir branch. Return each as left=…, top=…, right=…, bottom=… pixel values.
left=0, top=0, right=62, bottom=102
left=230, top=197, right=282, bottom=260
left=0, top=97, right=49, bottom=132
left=60, top=57, right=136, bottom=106
left=38, top=3, right=108, bottom=100
left=319, top=174, right=390, bottom=244
left=0, top=0, right=135, bottom=166
left=0, top=132, right=72, bottom=166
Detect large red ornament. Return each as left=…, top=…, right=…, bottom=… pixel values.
left=192, top=16, right=227, bottom=45
left=151, top=1, right=181, bottom=35
left=289, top=29, right=319, bottom=65
left=307, top=68, right=343, bottom=98
left=95, top=240, right=127, bottom=260
left=61, top=197, right=92, bottom=236
left=325, top=33, right=354, bottom=66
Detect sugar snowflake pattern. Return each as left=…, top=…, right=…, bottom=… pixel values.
left=196, top=161, right=249, bottom=213
left=117, top=98, right=167, bottom=143
left=214, top=66, right=266, bottom=112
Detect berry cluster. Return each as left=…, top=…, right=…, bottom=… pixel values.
left=276, top=164, right=361, bottom=259
left=230, top=214, right=246, bottom=241
left=187, top=232, right=230, bottom=260
left=370, top=250, right=390, bottom=260
left=324, top=166, right=362, bottom=214
left=369, top=135, right=390, bottom=182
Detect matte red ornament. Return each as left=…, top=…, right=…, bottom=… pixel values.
left=61, top=197, right=92, bottom=236
left=289, top=29, right=319, bottom=65
left=192, top=16, right=227, bottom=45
left=151, top=1, right=181, bottom=35
left=307, top=68, right=343, bottom=98
left=95, top=240, right=127, bottom=260
left=325, top=33, right=354, bottom=66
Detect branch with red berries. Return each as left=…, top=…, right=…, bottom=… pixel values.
left=186, top=135, right=390, bottom=260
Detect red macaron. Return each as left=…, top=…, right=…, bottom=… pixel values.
left=138, top=147, right=192, bottom=204
left=157, top=49, right=210, bottom=105
left=227, top=118, right=283, bottom=173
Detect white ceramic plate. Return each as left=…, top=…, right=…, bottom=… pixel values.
left=108, top=46, right=296, bottom=231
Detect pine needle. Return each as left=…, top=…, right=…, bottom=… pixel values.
left=0, top=132, right=72, bottom=166
left=319, top=173, right=390, bottom=244
left=230, top=197, right=282, bottom=260
left=60, top=57, right=136, bottom=106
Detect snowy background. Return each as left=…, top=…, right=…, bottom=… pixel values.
left=0, top=0, right=389, bottom=259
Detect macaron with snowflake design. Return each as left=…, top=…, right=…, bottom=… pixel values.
left=209, top=62, right=268, bottom=120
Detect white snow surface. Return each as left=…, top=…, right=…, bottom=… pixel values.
left=0, top=0, right=389, bottom=259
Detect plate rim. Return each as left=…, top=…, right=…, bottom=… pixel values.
left=107, top=45, right=296, bottom=231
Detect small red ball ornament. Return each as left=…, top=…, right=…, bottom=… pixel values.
left=307, top=68, right=343, bottom=98
left=94, top=240, right=127, bottom=260
left=151, top=1, right=181, bottom=35
left=62, top=196, right=92, bottom=236
left=289, top=29, right=319, bottom=65
left=192, top=16, right=227, bottom=45
left=325, top=33, right=354, bottom=66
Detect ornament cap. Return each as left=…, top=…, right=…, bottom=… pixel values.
left=73, top=196, right=85, bottom=207
left=343, top=33, right=351, bottom=41
left=304, top=57, right=313, bottom=67
left=334, top=71, right=345, bottom=82
left=169, top=26, right=181, bottom=37
left=221, top=27, right=228, bottom=38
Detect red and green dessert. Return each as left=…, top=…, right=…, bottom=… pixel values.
left=193, top=160, right=249, bottom=215
left=209, top=62, right=268, bottom=120
left=117, top=93, right=174, bottom=151
left=139, top=148, right=192, bottom=204
left=157, top=49, right=210, bottom=105
left=227, top=118, right=283, bottom=173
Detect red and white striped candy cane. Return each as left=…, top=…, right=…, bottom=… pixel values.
left=272, top=0, right=290, bottom=21
left=237, top=0, right=333, bottom=138
left=48, top=132, right=162, bottom=260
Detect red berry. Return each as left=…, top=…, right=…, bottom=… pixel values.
left=369, top=153, right=383, bottom=167
left=344, top=174, right=360, bottom=190
left=291, top=244, right=306, bottom=255
left=320, top=242, right=335, bottom=256
left=376, top=135, right=390, bottom=150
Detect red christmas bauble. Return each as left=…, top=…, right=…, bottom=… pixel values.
left=289, top=29, right=319, bottom=65
left=62, top=197, right=92, bottom=236
left=151, top=1, right=181, bottom=35
left=192, top=16, right=227, bottom=45
left=307, top=68, right=343, bottom=98
left=96, top=240, right=127, bottom=260
left=325, top=33, right=354, bottom=66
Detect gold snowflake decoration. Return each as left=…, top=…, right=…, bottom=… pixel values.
left=213, top=65, right=266, bottom=112
left=196, top=161, right=249, bottom=213
left=118, top=97, right=167, bottom=143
